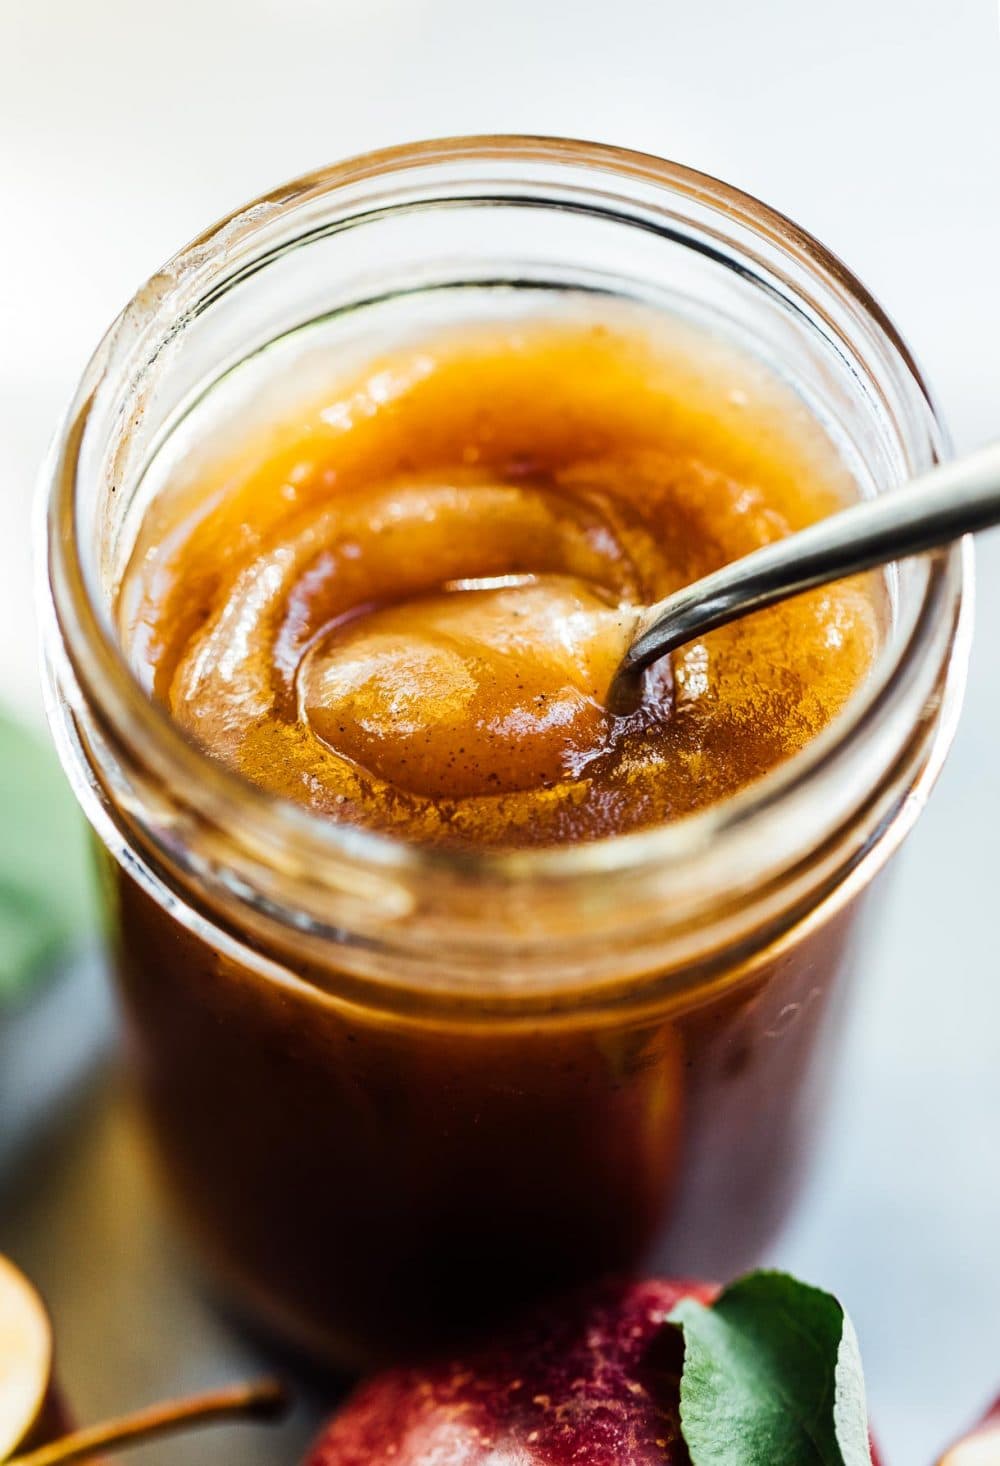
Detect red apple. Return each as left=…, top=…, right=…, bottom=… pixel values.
left=305, top=1277, right=715, bottom=1465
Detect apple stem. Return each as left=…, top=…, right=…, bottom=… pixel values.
left=7, top=1379, right=288, bottom=1465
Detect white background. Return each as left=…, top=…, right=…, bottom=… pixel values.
left=1, top=2, right=998, bottom=1461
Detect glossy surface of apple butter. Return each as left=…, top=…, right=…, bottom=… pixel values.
left=120, top=308, right=879, bottom=845
left=108, top=304, right=883, bottom=1365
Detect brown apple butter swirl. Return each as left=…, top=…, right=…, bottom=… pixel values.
left=119, top=309, right=880, bottom=849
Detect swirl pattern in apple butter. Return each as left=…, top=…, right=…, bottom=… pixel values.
left=119, top=307, right=881, bottom=847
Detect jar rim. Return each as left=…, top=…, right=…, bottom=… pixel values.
left=41, top=134, right=970, bottom=979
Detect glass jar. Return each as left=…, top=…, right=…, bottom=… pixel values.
left=40, top=136, right=970, bottom=1369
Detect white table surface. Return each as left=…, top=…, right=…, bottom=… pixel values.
left=1, top=2, right=998, bottom=1461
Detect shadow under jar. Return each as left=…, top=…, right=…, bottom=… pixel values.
left=41, top=137, right=970, bottom=1370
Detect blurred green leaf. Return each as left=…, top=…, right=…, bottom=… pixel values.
left=0, top=714, right=94, bottom=1006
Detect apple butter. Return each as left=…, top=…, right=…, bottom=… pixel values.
left=120, top=309, right=879, bottom=845
left=99, top=305, right=886, bottom=1364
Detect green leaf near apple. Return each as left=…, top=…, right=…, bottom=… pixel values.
left=670, top=1272, right=871, bottom=1466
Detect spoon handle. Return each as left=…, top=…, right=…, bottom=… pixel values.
left=622, top=440, right=1000, bottom=677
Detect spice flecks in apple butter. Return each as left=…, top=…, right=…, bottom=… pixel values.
left=120, top=307, right=880, bottom=846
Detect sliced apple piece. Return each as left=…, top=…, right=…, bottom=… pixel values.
left=0, top=1254, right=53, bottom=1461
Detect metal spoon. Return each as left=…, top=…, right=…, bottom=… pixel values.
left=607, top=441, right=1000, bottom=713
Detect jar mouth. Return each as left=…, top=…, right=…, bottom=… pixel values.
left=42, top=135, right=969, bottom=977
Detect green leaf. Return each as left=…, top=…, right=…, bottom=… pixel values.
left=0, top=714, right=95, bottom=1006
left=670, top=1270, right=871, bottom=1466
